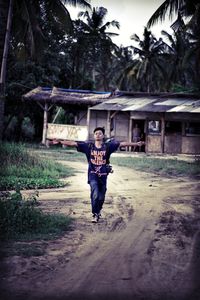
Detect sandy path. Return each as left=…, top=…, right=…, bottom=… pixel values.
left=1, top=159, right=200, bottom=300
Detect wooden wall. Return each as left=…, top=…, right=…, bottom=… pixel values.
left=182, top=136, right=200, bottom=154
left=88, top=109, right=200, bottom=154
left=113, top=112, right=129, bottom=141
left=89, top=111, right=108, bottom=139
left=147, top=135, right=162, bottom=153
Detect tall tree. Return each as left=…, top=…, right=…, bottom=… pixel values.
left=147, top=0, right=200, bottom=28
left=77, top=6, right=119, bottom=89
left=127, top=28, right=168, bottom=92
left=147, top=0, right=200, bottom=91
left=0, top=0, right=91, bottom=140
left=161, top=24, right=191, bottom=90
left=0, top=0, right=13, bottom=140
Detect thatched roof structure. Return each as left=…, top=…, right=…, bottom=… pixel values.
left=23, top=87, right=112, bottom=107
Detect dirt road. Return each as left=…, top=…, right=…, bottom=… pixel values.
left=1, top=158, right=200, bottom=300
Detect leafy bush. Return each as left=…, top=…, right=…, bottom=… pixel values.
left=0, top=189, right=72, bottom=240
left=0, top=176, right=63, bottom=190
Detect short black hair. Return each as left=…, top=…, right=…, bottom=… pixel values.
left=93, top=127, right=105, bottom=135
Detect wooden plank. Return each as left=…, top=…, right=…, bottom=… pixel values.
left=42, top=103, right=48, bottom=145
left=47, top=124, right=88, bottom=141
left=87, top=107, right=91, bottom=140
left=161, top=115, right=165, bottom=153
left=107, top=111, right=111, bottom=138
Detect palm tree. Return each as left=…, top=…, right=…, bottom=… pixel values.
left=147, top=0, right=200, bottom=91
left=0, top=0, right=91, bottom=140
left=185, top=3, right=200, bottom=87
left=161, top=24, right=191, bottom=90
left=113, top=46, right=137, bottom=91
left=0, top=0, right=13, bottom=140
left=127, top=27, right=168, bottom=92
left=77, top=6, right=120, bottom=89
left=147, top=0, right=200, bottom=28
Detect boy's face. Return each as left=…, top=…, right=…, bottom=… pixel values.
left=94, top=130, right=104, bottom=141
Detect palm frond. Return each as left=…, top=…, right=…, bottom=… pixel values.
left=147, top=0, right=180, bottom=28
left=103, top=32, right=119, bottom=37
left=100, top=20, right=120, bottom=32
left=170, top=12, right=186, bottom=32
left=46, top=0, right=73, bottom=33
left=130, top=33, right=140, bottom=42
left=62, top=0, right=91, bottom=9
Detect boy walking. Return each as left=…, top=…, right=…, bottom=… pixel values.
left=54, top=127, right=144, bottom=223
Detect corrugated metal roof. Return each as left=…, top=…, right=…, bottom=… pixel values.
left=192, top=107, right=200, bottom=113
left=90, top=96, right=200, bottom=113
left=123, top=98, right=157, bottom=110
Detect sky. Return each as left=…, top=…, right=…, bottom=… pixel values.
left=66, top=0, right=175, bottom=47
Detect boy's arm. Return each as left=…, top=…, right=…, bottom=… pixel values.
left=119, top=141, right=145, bottom=147
left=51, top=139, right=78, bottom=147
left=61, top=140, right=78, bottom=147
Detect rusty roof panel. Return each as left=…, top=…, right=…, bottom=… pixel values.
left=91, top=96, right=200, bottom=113
left=154, top=99, right=189, bottom=106
left=192, top=107, right=200, bottom=113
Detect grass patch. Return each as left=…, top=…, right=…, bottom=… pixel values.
left=0, top=189, right=73, bottom=241
left=31, top=145, right=85, bottom=162
left=0, top=143, right=75, bottom=190
left=31, top=145, right=200, bottom=177
left=110, top=156, right=200, bottom=177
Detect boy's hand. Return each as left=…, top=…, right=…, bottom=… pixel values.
left=52, top=139, right=61, bottom=144
left=137, top=141, right=145, bottom=146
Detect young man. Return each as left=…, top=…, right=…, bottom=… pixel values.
left=54, top=127, right=144, bottom=223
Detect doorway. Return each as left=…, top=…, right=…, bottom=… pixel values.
left=132, top=120, right=145, bottom=152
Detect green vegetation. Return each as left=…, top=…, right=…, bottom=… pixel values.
left=32, top=145, right=200, bottom=178
left=0, top=189, right=72, bottom=241
left=0, top=143, right=74, bottom=243
left=1, top=0, right=200, bottom=143
left=0, top=143, right=75, bottom=190
left=110, top=155, right=200, bottom=177
left=32, top=146, right=85, bottom=162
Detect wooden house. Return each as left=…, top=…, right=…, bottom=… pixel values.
left=23, top=87, right=200, bottom=154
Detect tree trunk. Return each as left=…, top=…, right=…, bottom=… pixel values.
left=15, top=112, right=24, bottom=142
left=92, top=67, right=96, bottom=90
left=0, top=0, right=13, bottom=140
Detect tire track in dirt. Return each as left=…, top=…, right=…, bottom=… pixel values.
left=1, top=160, right=200, bottom=300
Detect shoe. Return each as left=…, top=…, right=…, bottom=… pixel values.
left=92, top=214, right=99, bottom=223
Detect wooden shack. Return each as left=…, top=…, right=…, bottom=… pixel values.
left=23, top=88, right=200, bottom=154
left=23, top=86, right=111, bottom=143
left=89, top=92, right=200, bottom=154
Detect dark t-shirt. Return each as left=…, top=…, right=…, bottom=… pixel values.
left=76, top=141, right=120, bottom=183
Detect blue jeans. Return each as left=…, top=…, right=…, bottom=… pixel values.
left=90, top=179, right=107, bottom=215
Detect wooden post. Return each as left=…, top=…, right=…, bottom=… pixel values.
left=161, top=115, right=165, bottom=153
left=52, top=107, right=61, bottom=123
left=128, top=116, right=132, bottom=151
left=42, top=102, right=48, bottom=145
left=86, top=106, right=91, bottom=140
left=144, top=119, right=148, bottom=153
left=74, top=114, right=78, bottom=125
left=182, top=122, right=185, bottom=136
left=107, top=111, right=111, bottom=139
